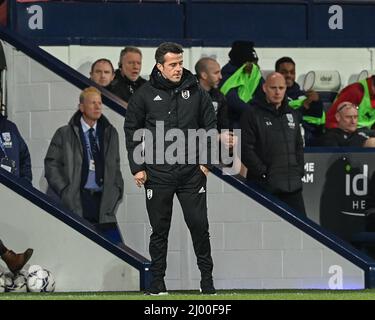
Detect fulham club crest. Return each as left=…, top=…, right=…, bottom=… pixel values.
left=146, top=189, right=153, bottom=200
left=181, top=90, right=190, bottom=100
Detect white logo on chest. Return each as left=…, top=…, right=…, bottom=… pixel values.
left=286, top=113, right=295, bottom=129
left=181, top=90, right=190, bottom=99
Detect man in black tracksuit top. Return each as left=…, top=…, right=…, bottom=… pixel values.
left=195, top=57, right=239, bottom=157
left=240, top=72, right=306, bottom=216
left=124, top=42, right=217, bottom=295
left=110, top=47, right=147, bottom=105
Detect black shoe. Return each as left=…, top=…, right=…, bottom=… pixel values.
left=145, top=279, right=168, bottom=296
left=200, top=278, right=216, bottom=295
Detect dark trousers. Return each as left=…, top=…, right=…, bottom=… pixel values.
left=276, top=189, right=306, bottom=217
left=81, top=189, right=102, bottom=223
left=145, top=169, right=213, bottom=281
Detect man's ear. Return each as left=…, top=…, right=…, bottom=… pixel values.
left=156, top=63, right=163, bottom=73
left=201, top=72, right=208, bottom=80
left=335, top=112, right=340, bottom=123
left=262, top=83, right=266, bottom=93
left=79, top=103, right=84, bottom=113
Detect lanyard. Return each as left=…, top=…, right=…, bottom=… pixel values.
left=0, top=135, right=8, bottom=158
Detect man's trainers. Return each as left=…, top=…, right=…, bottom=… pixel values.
left=145, top=279, right=168, bottom=296
left=200, top=278, right=217, bottom=295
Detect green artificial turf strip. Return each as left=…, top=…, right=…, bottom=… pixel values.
left=2, top=289, right=375, bottom=300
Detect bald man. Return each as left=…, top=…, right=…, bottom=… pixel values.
left=240, top=72, right=306, bottom=216
left=316, top=101, right=375, bottom=147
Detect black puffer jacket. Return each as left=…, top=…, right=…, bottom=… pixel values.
left=314, top=127, right=375, bottom=147
left=110, top=70, right=146, bottom=103
left=240, top=96, right=304, bottom=194
left=208, top=88, right=230, bottom=131
left=124, top=66, right=217, bottom=184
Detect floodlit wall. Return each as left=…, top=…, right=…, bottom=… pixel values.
left=42, top=45, right=375, bottom=89
left=0, top=183, right=139, bottom=292
left=1, top=42, right=368, bottom=289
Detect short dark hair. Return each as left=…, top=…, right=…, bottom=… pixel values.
left=91, top=58, right=115, bottom=73
left=275, top=56, right=295, bottom=72
left=155, top=42, right=183, bottom=64
left=195, top=57, right=216, bottom=79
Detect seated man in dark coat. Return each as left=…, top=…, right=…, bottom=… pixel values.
left=315, top=101, right=375, bottom=147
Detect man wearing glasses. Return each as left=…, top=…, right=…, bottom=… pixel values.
left=326, top=76, right=375, bottom=129
left=316, top=101, right=375, bottom=147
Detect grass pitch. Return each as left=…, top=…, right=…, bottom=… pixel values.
left=2, top=289, right=375, bottom=300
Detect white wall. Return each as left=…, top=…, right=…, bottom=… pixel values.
left=0, top=184, right=139, bottom=292
left=1, top=41, right=370, bottom=290
left=42, top=45, right=375, bottom=89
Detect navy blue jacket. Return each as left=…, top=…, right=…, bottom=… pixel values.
left=0, top=115, right=32, bottom=183
left=220, top=62, right=264, bottom=129
left=110, top=69, right=147, bottom=103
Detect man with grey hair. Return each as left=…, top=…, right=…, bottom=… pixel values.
left=124, top=42, right=217, bottom=295
left=45, top=87, right=124, bottom=224
left=316, top=101, right=375, bottom=147
left=111, top=46, right=146, bottom=105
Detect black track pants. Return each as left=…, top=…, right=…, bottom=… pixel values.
left=144, top=168, right=213, bottom=281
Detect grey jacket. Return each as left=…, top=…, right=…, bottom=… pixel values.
left=44, top=111, right=124, bottom=223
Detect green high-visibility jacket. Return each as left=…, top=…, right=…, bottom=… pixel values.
left=220, top=63, right=262, bottom=103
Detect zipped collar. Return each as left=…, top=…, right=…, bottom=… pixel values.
left=69, top=110, right=111, bottom=129
left=149, top=65, right=198, bottom=92
left=252, top=95, right=291, bottom=116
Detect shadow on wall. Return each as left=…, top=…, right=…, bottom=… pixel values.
left=102, top=261, right=137, bottom=291
left=320, top=155, right=366, bottom=243
left=38, top=169, right=48, bottom=193
left=77, top=62, right=92, bottom=78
